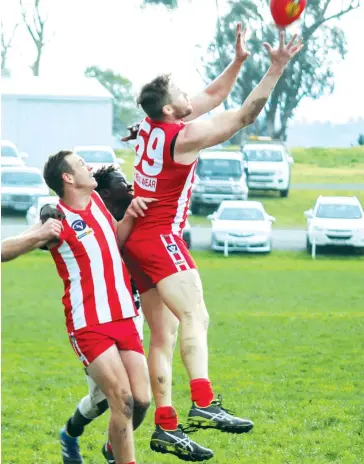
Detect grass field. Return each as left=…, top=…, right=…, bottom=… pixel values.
left=2, top=251, right=364, bottom=464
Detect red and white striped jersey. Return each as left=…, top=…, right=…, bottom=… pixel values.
left=50, top=191, right=137, bottom=332
left=130, top=117, right=197, bottom=239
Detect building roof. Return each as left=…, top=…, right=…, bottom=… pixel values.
left=1, top=77, right=112, bottom=100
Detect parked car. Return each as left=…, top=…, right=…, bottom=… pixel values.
left=304, top=196, right=364, bottom=253
left=1, top=166, right=50, bottom=212
left=208, top=200, right=275, bottom=253
left=1, top=140, right=28, bottom=167
left=73, top=145, right=125, bottom=172
left=190, top=150, right=248, bottom=214
left=241, top=136, right=293, bottom=197
left=26, top=195, right=59, bottom=226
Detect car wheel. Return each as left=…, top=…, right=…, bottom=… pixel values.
left=280, top=188, right=289, bottom=198
left=355, top=246, right=364, bottom=256
left=191, top=201, right=200, bottom=215
left=306, top=235, right=312, bottom=254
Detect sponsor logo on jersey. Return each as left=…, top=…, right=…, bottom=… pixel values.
left=71, top=219, right=94, bottom=241
left=135, top=170, right=158, bottom=192
left=72, top=219, right=86, bottom=231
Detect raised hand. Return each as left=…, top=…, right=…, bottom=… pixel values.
left=235, top=23, right=250, bottom=63
left=264, top=31, right=303, bottom=70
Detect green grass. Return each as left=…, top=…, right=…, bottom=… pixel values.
left=2, top=251, right=364, bottom=463
left=291, top=164, right=364, bottom=185
left=290, top=147, right=364, bottom=168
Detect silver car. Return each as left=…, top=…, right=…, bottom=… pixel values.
left=1, top=140, right=28, bottom=167
left=1, top=166, right=50, bottom=212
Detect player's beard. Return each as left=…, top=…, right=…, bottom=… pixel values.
left=173, top=104, right=192, bottom=120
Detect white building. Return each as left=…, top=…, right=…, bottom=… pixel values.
left=1, top=77, right=113, bottom=169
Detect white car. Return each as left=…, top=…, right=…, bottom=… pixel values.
left=242, top=137, right=293, bottom=197
left=73, top=145, right=125, bottom=172
left=1, top=166, right=50, bottom=212
left=26, top=195, right=59, bottom=226
left=305, top=196, right=364, bottom=253
left=208, top=200, right=275, bottom=253
left=1, top=140, right=28, bottom=167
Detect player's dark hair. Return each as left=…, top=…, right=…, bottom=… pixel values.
left=43, top=150, right=74, bottom=198
left=137, top=74, right=171, bottom=121
left=94, top=165, right=119, bottom=192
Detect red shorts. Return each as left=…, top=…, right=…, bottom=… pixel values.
left=68, top=318, right=144, bottom=367
left=123, top=233, right=197, bottom=294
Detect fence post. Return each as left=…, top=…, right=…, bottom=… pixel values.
left=224, top=235, right=229, bottom=257
left=312, top=237, right=316, bottom=260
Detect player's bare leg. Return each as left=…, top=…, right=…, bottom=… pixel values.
left=157, top=269, right=254, bottom=434
left=87, top=345, right=135, bottom=464
left=101, top=350, right=151, bottom=463
left=142, top=287, right=214, bottom=462
left=142, top=288, right=178, bottom=411
left=119, top=350, right=151, bottom=429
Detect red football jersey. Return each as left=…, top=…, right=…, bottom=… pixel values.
left=50, top=192, right=137, bottom=333
left=131, top=117, right=197, bottom=238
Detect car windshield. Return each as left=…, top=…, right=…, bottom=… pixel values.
left=1, top=145, right=18, bottom=158
left=78, top=150, right=114, bottom=163
left=316, top=204, right=362, bottom=219
left=197, top=159, right=242, bottom=178
left=244, top=149, right=283, bottom=162
left=1, top=172, right=44, bottom=186
left=219, top=207, right=265, bottom=221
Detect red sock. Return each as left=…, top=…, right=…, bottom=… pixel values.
left=155, top=406, right=178, bottom=430
left=190, top=378, right=214, bottom=407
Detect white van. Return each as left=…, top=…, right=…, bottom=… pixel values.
left=241, top=137, right=293, bottom=197
left=190, top=150, right=248, bottom=214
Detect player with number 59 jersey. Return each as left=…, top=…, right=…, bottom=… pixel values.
left=124, top=116, right=198, bottom=293
left=122, top=24, right=304, bottom=461
left=132, top=117, right=196, bottom=239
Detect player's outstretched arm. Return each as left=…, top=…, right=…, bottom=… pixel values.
left=184, top=23, right=250, bottom=123
left=116, top=197, right=157, bottom=247
left=175, top=32, right=303, bottom=160
left=1, top=219, right=62, bottom=262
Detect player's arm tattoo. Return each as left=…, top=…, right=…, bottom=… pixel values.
left=241, top=97, right=268, bottom=126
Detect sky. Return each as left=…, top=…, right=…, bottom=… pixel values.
left=2, top=0, right=364, bottom=124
